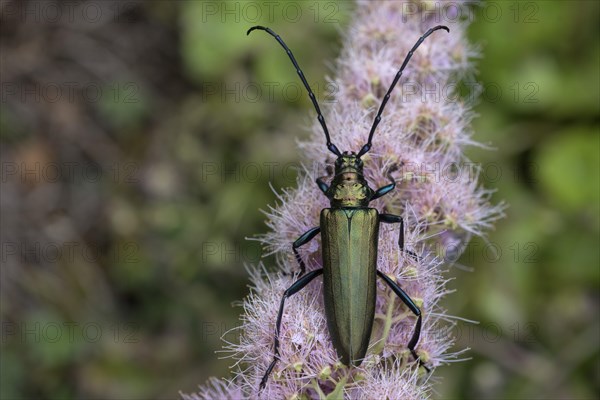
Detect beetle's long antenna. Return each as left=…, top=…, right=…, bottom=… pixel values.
left=357, top=25, right=449, bottom=158
left=247, top=26, right=342, bottom=157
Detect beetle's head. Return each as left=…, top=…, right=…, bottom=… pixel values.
left=334, top=151, right=364, bottom=176
left=329, top=151, right=373, bottom=207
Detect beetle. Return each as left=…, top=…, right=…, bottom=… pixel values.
left=247, top=24, right=449, bottom=390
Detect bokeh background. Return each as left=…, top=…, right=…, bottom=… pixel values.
left=1, top=1, right=598, bottom=399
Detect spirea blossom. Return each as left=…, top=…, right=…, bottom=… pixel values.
left=183, top=1, right=504, bottom=399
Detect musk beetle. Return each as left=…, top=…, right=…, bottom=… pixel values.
left=247, top=24, right=449, bottom=390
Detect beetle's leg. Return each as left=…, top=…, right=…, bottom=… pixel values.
left=371, top=182, right=395, bottom=201
left=371, top=164, right=399, bottom=201
left=293, top=227, right=320, bottom=276
left=316, top=164, right=333, bottom=195
left=380, top=213, right=420, bottom=260
left=260, top=268, right=324, bottom=391
left=377, top=270, right=431, bottom=372
left=316, top=176, right=329, bottom=195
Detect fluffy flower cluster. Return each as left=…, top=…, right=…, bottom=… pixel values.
left=184, top=1, right=504, bottom=399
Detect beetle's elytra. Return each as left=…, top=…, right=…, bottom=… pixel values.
left=247, top=24, right=449, bottom=390
left=321, top=207, right=378, bottom=365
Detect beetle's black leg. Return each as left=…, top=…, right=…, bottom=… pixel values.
left=380, top=213, right=420, bottom=260
left=371, top=182, right=395, bottom=201
left=316, top=176, right=329, bottom=195
left=377, top=270, right=430, bottom=373
left=316, top=164, right=333, bottom=195
left=371, top=164, right=399, bottom=201
left=260, top=268, right=324, bottom=391
left=293, top=227, right=320, bottom=276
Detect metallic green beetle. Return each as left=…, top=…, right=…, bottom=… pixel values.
left=247, top=24, right=449, bottom=390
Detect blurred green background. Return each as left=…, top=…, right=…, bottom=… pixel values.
left=0, top=1, right=598, bottom=399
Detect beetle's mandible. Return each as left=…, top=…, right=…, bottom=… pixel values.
left=247, top=24, right=449, bottom=391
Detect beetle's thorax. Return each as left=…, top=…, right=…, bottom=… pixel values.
left=328, top=152, right=374, bottom=208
